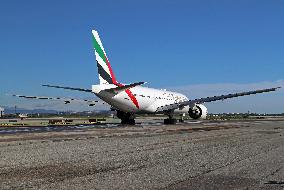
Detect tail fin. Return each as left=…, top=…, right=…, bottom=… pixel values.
left=92, top=30, right=117, bottom=85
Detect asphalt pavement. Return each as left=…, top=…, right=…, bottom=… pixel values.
left=0, top=119, right=283, bottom=190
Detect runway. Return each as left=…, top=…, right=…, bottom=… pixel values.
left=0, top=119, right=283, bottom=189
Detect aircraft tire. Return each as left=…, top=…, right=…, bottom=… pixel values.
left=164, top=118, right=177, bottom=125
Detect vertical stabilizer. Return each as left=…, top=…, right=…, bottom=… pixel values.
left=92, top=30, right=117, bottom=85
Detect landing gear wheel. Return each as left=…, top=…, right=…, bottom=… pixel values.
left=117, top=110, right=136, bottom=125
left=121, top=118, right=135, bottom=125
left=164, top=118, right=177, bottom=125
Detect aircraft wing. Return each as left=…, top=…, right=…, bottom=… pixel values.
left=42, top=85, right=92, bottom=93
left=156, top=87, right=281, bottom=112
left=12, top=94, right=103, bottom=106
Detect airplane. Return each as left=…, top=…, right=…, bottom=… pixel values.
left=14, top=29, right=281, bottom=124
left=18, top=113, right=28, bottom=120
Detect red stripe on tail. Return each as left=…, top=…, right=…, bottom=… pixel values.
left=104, top=55, right=139, bottom=109
left=105, top=56, right=117, bottom=84
left=125, top=89, right=140, bottom=109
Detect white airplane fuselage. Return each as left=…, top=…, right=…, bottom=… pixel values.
left=92, top=84, right=190, bottom=114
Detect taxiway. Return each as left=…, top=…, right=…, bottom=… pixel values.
left=0, top=119, right=283, bottom=190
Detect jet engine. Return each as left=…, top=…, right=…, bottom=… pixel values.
left=188, top=104, right=208, bottom=119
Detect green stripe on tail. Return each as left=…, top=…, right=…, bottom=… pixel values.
left=92, top=36, right=107, bottom=63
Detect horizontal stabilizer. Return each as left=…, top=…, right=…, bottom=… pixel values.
left=42, top=85, right=92, bottom=93
left=105, top=82, right=145, bottom=93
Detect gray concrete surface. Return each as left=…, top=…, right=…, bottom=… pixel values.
left=0, top=119, right=283, bottom=190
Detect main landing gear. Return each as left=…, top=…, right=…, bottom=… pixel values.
left=116, top=110, right=136, bottom=125
left=116, top=110, right=183, bottom=125
left=164, top=118, right=177, bottom=125
left=164, top=112, right=177, bottom=125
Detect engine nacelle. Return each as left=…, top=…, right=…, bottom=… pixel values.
left=188, top=104, right=208, bottom=119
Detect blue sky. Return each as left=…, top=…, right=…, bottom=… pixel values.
left=0, top=0, right=283, bottom=113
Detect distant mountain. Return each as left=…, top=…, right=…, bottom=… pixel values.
left=3, top=106, right=58, bottom=114
left=2, top=106, right=111, bottom=115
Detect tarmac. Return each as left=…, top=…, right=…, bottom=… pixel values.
left=0, top=118, right=283, bottom=190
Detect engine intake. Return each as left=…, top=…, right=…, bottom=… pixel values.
left=188, top=104, right=208, bottom=119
